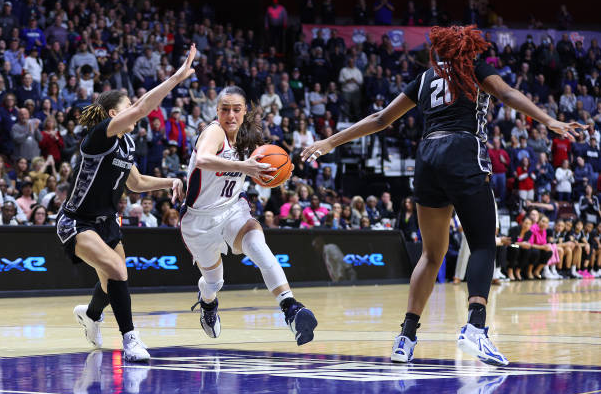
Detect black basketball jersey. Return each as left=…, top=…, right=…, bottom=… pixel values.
left=63, top=118, right=136, bottom=219
left=403, top=59, right=499, bottom=141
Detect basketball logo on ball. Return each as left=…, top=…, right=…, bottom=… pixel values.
left=250, top=145, right=293, bottom=188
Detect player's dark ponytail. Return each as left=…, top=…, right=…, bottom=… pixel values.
left=79, top=90, right=128, bottom=128
left=217, top=86, right=265, bottom=160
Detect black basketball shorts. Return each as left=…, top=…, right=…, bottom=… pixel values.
left=414, top=131, right=492, bottom=208
left=56, top=210, right=122, bottom=264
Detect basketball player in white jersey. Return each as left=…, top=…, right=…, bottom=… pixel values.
left=180, top=86, right=317, bottom=345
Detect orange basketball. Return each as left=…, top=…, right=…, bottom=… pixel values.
left=250, top=144, right=293, bottom=188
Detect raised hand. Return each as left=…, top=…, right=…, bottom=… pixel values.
left=174, top=43, right=196, bottom=83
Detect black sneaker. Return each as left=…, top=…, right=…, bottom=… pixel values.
left=191, top=292, right=221, bottom=338
left=281, top=298, right=318, bottom=346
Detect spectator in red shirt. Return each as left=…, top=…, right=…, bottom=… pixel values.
left=488, top=137, right=510, bottom=204
left=165, top=107, right=187, bottom=157
left=148, top=105, right=166, bottom=130
left=39, top=116, right=63, bottom=165
left=516, top=157, right=536, bottom=202
left=552, top=133, right=571, bottom=167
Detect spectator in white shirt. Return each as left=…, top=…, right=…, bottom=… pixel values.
left=141, top=196, right=158, bottom=227
left=260, top=83, right=282, bottom=113
left=23, top=48, right=43, bottom=83
left=293, top=118, right=315, bottom=152
left=186, top=105, right=203, bottom=139
left=308, top=82, right=326, bottom=117
left=559, top=84, right=577, bottom=114
left=511, top=119, right=529, bottom=140
left=201, top=88, right=218, bottom=122
left=338, top=57, right=363, bottom=121
left=555, top=159, right=574, bottom=201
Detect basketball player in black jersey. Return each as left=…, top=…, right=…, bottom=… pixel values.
left=56, top=44, right=197, bottom=362
left=302, top=26, right=585, bottom=365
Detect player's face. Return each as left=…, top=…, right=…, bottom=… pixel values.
left=113, top=96, right=135, bottom=134
left=218, top=94, right=246, bottom=135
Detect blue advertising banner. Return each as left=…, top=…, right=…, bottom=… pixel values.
left=0, top=227, right=412, bottom=292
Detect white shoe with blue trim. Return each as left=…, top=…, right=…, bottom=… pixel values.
left=457, top=323, right=508, bottom=366
left=390, top=335, right=417, bottom=363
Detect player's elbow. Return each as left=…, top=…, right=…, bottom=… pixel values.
left=374, top=112, right=388, bottom=130
left=196, top=154, right=211, bottom=169
left=500, top=87, right=518, bottom=104
left=126, top=178, right=142, bottom=193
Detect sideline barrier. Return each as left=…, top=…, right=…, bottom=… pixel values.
left=0, top=227, right=413, bottom=292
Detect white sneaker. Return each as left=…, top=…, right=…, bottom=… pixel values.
left=494, top=267, right=506, bottom=280
left=191, top=292, right=221, bottom=339
left=592, top=269, right=601, bottom=278
left=457, top=323, right=509, bottom=366
left=73, top=305, right=103, bottom=348
left=123, top=331, right=150, bottom=362
left=571, top=266, right=583, bottom=278
left=542, top=265, right=556, bottom=280
left=497, top=269, right=507, bottom=280
left=550, top=265, right=562, bottom=279
left=391, top=334, right=417, bottom=363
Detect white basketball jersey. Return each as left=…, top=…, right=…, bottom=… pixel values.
left=185, top=127, right=245, bottom=211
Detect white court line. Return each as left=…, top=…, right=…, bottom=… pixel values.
left=0, top=391, right=60, bottom=394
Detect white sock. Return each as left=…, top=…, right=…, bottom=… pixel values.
left=276, top=290, right=294, bottom=304
left=571, top=266, right=579, bottom=275
left=242, top=229, right=289, bottom=292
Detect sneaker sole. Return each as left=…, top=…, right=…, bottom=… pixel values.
left=201, top=316, right=221, bottom=339
left=390, top=352, right=412, bottom=363
left=457, top=338, right=508, bottom=366
left=294, top=309, right=317, bottom=346
left=123, top=353, right=150, bottom=363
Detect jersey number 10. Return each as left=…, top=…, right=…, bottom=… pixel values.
left=220, top=180, right=236, bottom=198
left=430, top=78, right=451, bottom=108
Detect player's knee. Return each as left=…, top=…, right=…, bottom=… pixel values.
left=199, top=276, right=224, bottom=294
left=104, top=259, right=127, bottom=281
left=420, top=251, right=445, bottom=267
left=241, top=229, right=274, bottom=269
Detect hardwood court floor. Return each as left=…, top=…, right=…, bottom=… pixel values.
left=0, top=279, right=600, bottom=368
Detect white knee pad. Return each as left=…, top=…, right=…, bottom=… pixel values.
left=198, top=263, right=224, bottom=301
left=241, top=229, right=288, bottom=292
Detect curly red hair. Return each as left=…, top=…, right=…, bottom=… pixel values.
left=429, top=25, right=490, bottom=103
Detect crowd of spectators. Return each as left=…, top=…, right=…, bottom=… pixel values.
left=0, top=0, right=600, bottom=261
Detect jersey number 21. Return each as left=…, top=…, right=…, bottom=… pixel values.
left=430, top=78, right=451, bottom=108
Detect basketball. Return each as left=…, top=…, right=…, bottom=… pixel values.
left=250, top=144, right=293, bottom=188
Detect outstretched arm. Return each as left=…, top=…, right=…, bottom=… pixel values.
left=195, top=123, right=276, bottom=179
left=126, top=164, right=184, bottom=204
left=481, top=75, right=585, bottom=140
left=301, top=93, right=416, bottom=162
left=107, top=44, right=197, bottom=138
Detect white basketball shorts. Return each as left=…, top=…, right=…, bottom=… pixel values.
left=180, top=199, right=253, bottom=267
